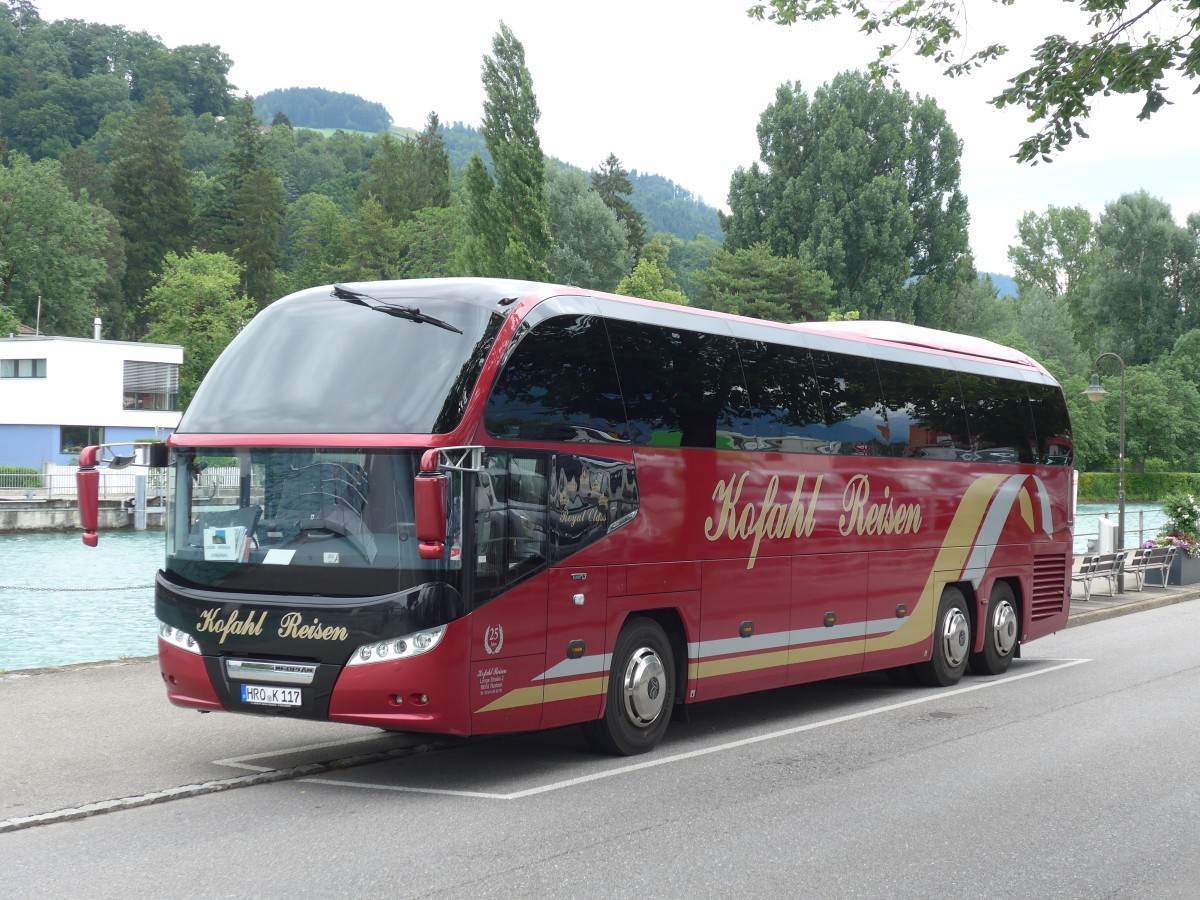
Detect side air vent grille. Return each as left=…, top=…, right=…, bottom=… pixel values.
left=1031, top=555, right=1068, bottom=620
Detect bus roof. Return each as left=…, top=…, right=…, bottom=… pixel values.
left=308, top=277, right=1053, bottom=381
left=795, top=320, right=1044, bottom=371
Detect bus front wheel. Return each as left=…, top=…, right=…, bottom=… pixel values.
left=915, top=587, right=971, bottom=687
left=583, top=617, right=675, bottom=756
left=969, top=581, right=1018, bottom=676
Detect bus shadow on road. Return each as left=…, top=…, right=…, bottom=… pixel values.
left=288, top=659, right=1067, bottom=799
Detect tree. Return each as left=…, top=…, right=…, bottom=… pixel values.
left=0, top=303, right=19, bottom=335
left=228, top=165, right=286, bottom=305
left=0, top=152, right=112, bottom=335
left=199, top=96, right=286, bottom=306
left=396, top=204, right=464, bottom=279
left=592, top=153, right=646, bottom=256
left=1081, top=191, right=1196, bottom=365
left=749, top=1, right=1200, bottom=163
left=1117, top=364, right=1199, bottom=472
left=344, top=196, right=402, bottom=281
left=356, top=133, right=408, bottom=224
left=110, top=91, right=194, bottom=330
left=356, top=118, right=450, bottom=225
left=722, top=73, right=971, bottom=324
left=666, top=233, right=721, bottom=301
left=617, top=239, right=688, bottom=305
left=410, top=112, right=452, bottom=212
left=947, top=276, right=1018, bottom=340
left=545, top=163, right=632, bottom=292
left=461, top=22, right=552, bottom=280
left=281, top=192, right=353, bottom=289
left=142, top=251, right=255, bottom=409
left=696, top=242, right=833, bottom=321
left=1008, top=205, right=1097, bottom=299
left=1003, top=286, right=1089, bottom=377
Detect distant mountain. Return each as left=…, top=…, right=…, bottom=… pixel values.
left=254, top=88, right=392, bottom=132
left=980, top=272, right=1018, bottom=298
left=627, top=171, right=723, bottom=243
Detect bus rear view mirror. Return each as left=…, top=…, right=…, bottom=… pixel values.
left=415, top=473, right=449, bottom=560
left=77, top=445, right=100, bottom=547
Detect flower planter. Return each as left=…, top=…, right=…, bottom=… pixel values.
left=1144, top=552, right=1200, bottom=586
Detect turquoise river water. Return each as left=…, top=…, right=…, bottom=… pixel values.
left=0, top=530, right=162, bottom=672
left=0, top=501, right=1170, bottom=672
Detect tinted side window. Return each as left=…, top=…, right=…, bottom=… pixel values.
left=958, top=373, right=1037, bottom=464
left=484, top=315, right=630, bottom=444
left=875, top=360, right=971, bottom=459
left=473, top=452, right=550, bottom=607
left=736, top=340, right=828, bottom=452
left=1028, top=382, right=1074, bottom=465
left=551, top=454, right=640, bottom=560
left=810, top=351, right=889, bottom=456
left=606, top=320, right=751, bottom=449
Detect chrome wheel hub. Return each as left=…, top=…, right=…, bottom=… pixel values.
left=941, top=608, right=970, bottom=669
left=991, top=600, right=1018, bottom=656
left=622, top=647, right=666, bottom=728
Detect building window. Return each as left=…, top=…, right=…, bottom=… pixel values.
left=1, top=358, right=47, bottom=378
left=123, top=360, right=179, bottom=411
left=61, top=426, right=104, bottom=454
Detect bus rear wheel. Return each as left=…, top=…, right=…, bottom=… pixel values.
left=915, top=587, right=971, bottom=687
left=969, top=581, right=1018, bottom=676
left=583, top=617, right=675, bottom=756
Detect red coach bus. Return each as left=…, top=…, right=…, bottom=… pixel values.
left=79, top=278, right=1073, bottom=755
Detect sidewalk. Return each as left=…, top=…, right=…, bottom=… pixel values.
left=1067, top=578, right=1200, bottom=627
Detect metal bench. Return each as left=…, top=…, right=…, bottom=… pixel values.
left=1123, top=545, right=1177, bottom=591
left=1071, top=552, right=1124, bottom=601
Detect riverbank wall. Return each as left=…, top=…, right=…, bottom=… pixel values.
left=0, top=499, right=162, bottom=533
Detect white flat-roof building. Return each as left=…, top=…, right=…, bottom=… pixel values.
left=1, top=331, right=183, bottom=468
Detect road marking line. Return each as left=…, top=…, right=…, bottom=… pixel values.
left=214, top=733, right=390, bottom=771
left=304, top=658, right=1092, bottom=800
left=0, top=659, right=1089, bottom=832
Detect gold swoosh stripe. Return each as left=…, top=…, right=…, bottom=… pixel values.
left=475, top=473, right=1016, bottom=714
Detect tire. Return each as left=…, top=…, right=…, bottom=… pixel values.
left=915, top=586, right=971, bottom=687
left=582, top=617, right=675, bottom=756
left=968, top=581, right=1019, bottom=676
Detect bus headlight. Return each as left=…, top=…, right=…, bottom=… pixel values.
left=158, top=621, right=201, bottom=655
left=346, top=625, right=446, bottom=666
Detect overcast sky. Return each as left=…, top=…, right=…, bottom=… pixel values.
left=30, top=0, right=1200, bottom=274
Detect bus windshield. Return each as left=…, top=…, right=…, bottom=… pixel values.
left=164, top=448, right=465, bottom=600
left=177, top=290, right=505, bottom=435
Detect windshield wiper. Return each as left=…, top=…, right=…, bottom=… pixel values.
left=331, top=285, right=463, bottom=334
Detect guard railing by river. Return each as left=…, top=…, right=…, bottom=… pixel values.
left=0, top=465, right=169, bottom=501
left=1074, top=504, right=1167, bottom=555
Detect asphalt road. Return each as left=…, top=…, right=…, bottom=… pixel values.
left=3, top=600, right=1200, bottom=899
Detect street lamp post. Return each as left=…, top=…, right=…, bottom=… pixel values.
left=1084, top=352, right=1126, bottom=592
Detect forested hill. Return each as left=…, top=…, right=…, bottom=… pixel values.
left=436, top=121, right=722, bottom=242
left=627, top=171, right=723, bottom=243
left=244, top=103, right=721, bottom=243
left=254, top=87, right=392, bottom=132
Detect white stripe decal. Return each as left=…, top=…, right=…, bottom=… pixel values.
left=1032, top=475, right=1053, bottom=535
left=962, top=474, right=1028, bottom=586
left=535, top=654, right=612, bottom=681
left=534, top=616, right=905, bottom=684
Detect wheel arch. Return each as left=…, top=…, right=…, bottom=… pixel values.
left=610, top=607, right=688, bottom=709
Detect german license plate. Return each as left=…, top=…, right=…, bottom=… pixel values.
left=241, top=684, right=302, bottom=707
